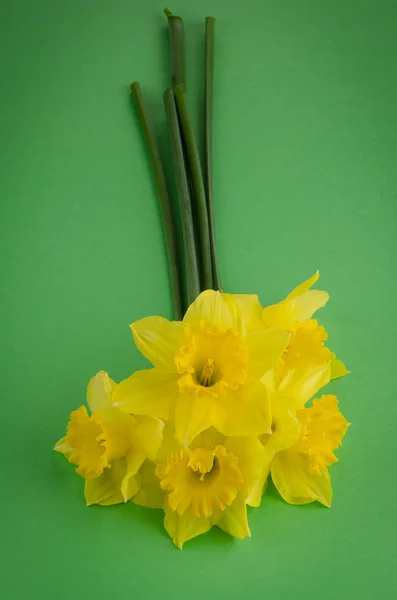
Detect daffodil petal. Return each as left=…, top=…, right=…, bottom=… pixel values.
left=278, top=364, right=331, bottom=409
left=154, top=422, right=181, bottom=463
left=267, top=399, right=301, bottom=452
left=133, top=415, right=164, bottom=460
left=87, top=371, right=116, bottom=414
left=217, top=381, right=271, bottom=437
left=245, top=329, right=290, bottom=378
left=216, top=492, right=251, bottom=539
left=330, top=355, right=349, bottom=379
left=286, top=271, right=320, bottom=300
left=164, top=500, right=211, bottom=549
left=223, top=438, right=274, bottom=508
left=262, top=300, right=296, bottom=330
left=131, top=460, right=166, bottom=509
left=271, top=451, right=332, bottom=507
left=233, top=294, right=265, bottom=332
left=85, top=479, right=124, bottom=506
left=224, top=436, right=267, bottom=488
left=183, top=290, right=242, bottom=332
left=293, top=290, right=329, bottom=322
left=121, top=473, right=140, bottom=503
left=124, top=449, right=146, bottom=479
left=261, top=369, right=280, bottom=394
left=113, top=369, right=178, bottom=420
left=54, top=436, right=72, bottom=459
left=130, top=316, right=183, bottom=370
left=225, top=436, right=272, bottom=508
left=190, top=427, right=226, bottom=451
left=84, top=459, right=127, bottom=506
left=174, top=393, right=224, bottom=447
left=246, top=453, right=273, bottom=507
left=101, top=410, right=137, bottom=461
left=121, top=451, right=143, bottom=502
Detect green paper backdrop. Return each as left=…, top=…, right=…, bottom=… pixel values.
left=2, top=0, right=396, bottom=597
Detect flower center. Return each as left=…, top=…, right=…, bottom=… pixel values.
left=199, top=358, right=215, bottom=387
left=175, top=321, right=248, bottom=397
left=156, top=446, right=244, bottom=517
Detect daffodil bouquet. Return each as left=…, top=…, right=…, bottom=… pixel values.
left=55, top=10, right=350, bottom=549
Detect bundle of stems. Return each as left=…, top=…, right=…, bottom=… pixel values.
left=131, top=9, right=221, bottom=318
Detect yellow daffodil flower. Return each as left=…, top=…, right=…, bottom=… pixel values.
left=243, top=363, right=332, bottom=506
left=54, top=371, right=163, bottom=506
left=252, top=363, right=348, bottom=507
left=113, top=290, right=290, bottom=445
left=133, top=425, right=267, bottom=548
left=271, top=394, right=350, bottom=507
left=262, top=362, right=332, bottom=450
left=234, top=271, right=348, bottom=380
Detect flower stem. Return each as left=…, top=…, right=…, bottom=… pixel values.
left=164, top=88, right=201, bottom=308
left=164, top=8, right=185, bottom=89
left=174, top=84, right=213, bottom=291
left=130, top=82, right=183, bottom=320
left=205, top=17, right=222, bottom=291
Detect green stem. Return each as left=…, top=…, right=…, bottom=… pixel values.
left=164, top=88, right=200, bottom=307
left=164, top=8, right=185, bottom=89
left=130, top=82, right=183, bottom=320
left=174, top=84, right=213, bottom=291
left=205, top=17, right=222, bottom=291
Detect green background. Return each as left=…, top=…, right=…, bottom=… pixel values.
left=2, top=0, right=396, bottom=597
